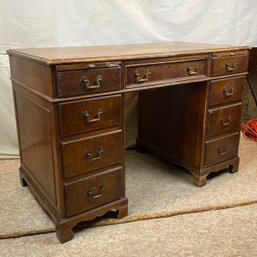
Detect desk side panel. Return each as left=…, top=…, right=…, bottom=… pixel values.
left=12, top=84, right=64, bottom=218
left=9, top=55, right=55, bottom=97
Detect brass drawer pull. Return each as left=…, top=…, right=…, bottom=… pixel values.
left=86, top=147, right=105, bottom=161
left=223, top=86, right=235, bottom=97
left=187, top=64, right=200, bottom=76
left=81, top=75, right=102, bottom=89
left=135, top=69, right=151, bottom=83
left=87, top=186, right=105, bottom=199
left=220, top=115, right=232, bottom=126
left=226, top=62, right=238, bottom=72
left=83, top=108, right=103, bottom=123
left=218, top=145, right=228, bottom=156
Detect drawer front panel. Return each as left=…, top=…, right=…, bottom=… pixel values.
left=57, top=67, right=121, bottom=97
left=209, top=77, right=245, bottom=106
left=207, top=103, right=242, bottom=138
left=65, top=167, right=122, bottom=217
left=212, top=54, right=248, bottom=76
left=204, top=134, right=240, bottom=166
left=59, top=95, right=121, bottom=137
left=61, top=130, right=123, bottom=178
left=126, top=58, right=208, bottom=87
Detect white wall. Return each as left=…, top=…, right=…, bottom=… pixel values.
left=1, top=0, right=257, bottom=157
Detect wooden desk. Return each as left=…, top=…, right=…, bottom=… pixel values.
left=8, top=42, right=249, bottom=243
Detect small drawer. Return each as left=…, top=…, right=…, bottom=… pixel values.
left=204, top=133, right=240, bottom=166
left=126, top=58, right=208, bottom=87
left=56, top=66, right=121, bottom=97
left=212, top=52, right=248, bottom=76
left=65, top=167, right=122, bottom=217
left=59, top=95, right=121, bottom=137
left=209, top=77, right=245, bottom=106
left=206, top=103, right=242, bottom=138
left=61, top=130, right=123, bottom=178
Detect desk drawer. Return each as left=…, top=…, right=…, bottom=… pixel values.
left=59, top=95, right=121, bottom=137
left=204, top=133, right=240, bottom=166
left=209, top=77, right=245, bottom=106
left=56, top=66, right=121, bottom=97
left=212, top=52, right=248, bottom=76
left=206, top=103, right=242, bottom=138
left=61, top=130, right=122, bottom=178
left=65, top=167, right=122, bottom=217
left=126, top=58, right=208, bottom=87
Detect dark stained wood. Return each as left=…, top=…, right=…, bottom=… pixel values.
left=61, top=130, right=123, bottom=178
left=9, top=55, right=55, bottom=97
left=206, top=103, right=242, bottom=138
left=247, top=47, right=257, bottom=104
left=55, top=198, right=128, bottom=243
left=212, top=52, right=249, bottom=76
left=137, top=82, right=208, bottom=169
left=14, top=91, right=56, bottom=206
left=57, top=66, right=121, bottom=97
left=209, top=76, right=245, bottom=106
left=126, top=57, right=208, bottom=87
left=65, top=167, right=122, bottom=217
left=204, top=133, right=240, bottom=166
left=59, top=95, right=121, bottom=137
left=8, top=42, right=249, bottom=243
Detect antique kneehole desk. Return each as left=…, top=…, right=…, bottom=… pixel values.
left=8, top=42, right=250, bottom=243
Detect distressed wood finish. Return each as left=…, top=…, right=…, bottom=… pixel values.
left=59, top=95, right=122, bottom=137
left=204, top=133, right=240, bottom=166
left=212, top=51, right=249, bottom=76
left=206, top=103, right=242, bottom=138
left=65, top=167, right=122, bottom=217
left=126, top=57, right=208, bottom=87
left=61, top=130, right=123, bottom=179
left=57, top=65, right=121, bottom=97
left=137, top=82, right=208, bottom=169
left=209, top=76, right=245, bottom=106
left=8, top=42, right=249, bottom=243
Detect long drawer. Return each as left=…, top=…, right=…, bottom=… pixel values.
left=204, top=133, right=240, bottom=166
left=209, top=77, right=245, bottom=106
left=59, top=95, right=121, bottom=137
left=56, top=66, right=121, bottom=97
left=64, top=167, right=122, bottom=217
left=206, top=103, right=242, bottom=138
left=61, top=130, right=123, bottom=178
left=126, top=57, right=208, bottom=87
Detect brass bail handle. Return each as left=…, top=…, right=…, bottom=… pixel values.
left=223, top=85, right=235, bottom=97
left=85, top=147, right=105, bottom=161
left=83, top=108, right=103, bottom=123
left=87, top=186, right=105, bottom=199
left=218, top=145, right=228, bottom=155
left=135, top=69, right=151, bottom=83
left=187, top=64, right=200, bottom=76
left=220, top=115, right=232, bottom=126
left=82, top=74, right=102, bottom=89
left=226, top=62, right=238, bottom=72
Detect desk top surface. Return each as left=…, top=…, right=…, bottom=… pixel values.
left=8, top=42, right=250, bottom=65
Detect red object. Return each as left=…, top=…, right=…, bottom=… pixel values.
left=242, top=119, right=257, bottom=141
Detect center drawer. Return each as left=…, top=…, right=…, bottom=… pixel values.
left=64, top=167, right=122, bottom=217
left=61, top=130, right=123, bottom=178
left=126, top=58, right=208, bottom=87
left=59, top=95, right=121, bottom=137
